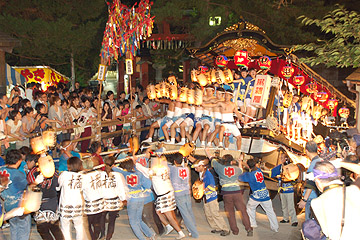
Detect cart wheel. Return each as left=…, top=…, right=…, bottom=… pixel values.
left=294, top=181, right=305, bottom=215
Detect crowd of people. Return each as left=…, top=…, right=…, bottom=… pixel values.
left=0, top=66, right=358, bottom=240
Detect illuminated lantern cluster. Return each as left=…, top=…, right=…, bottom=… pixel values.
left=327, top=98, right=338, bottom=110
left=305, top=82, right=317, bottom=94
left=339, top=107, right=350, bottom=118
left=215, top=55, right=228, bottom=68
left=258, top=56, right=271, bottom=70
left=169, top=84, right=178, bottom=100
left=281, top=64, right=295, bottom=79
left=234, top=50, right=250, bottom=67
left=316, top=92, right=329, bottom=103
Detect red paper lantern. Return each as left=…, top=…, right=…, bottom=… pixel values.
left=198, top=66, right=209, bottom=74
left=293, top=75, right=305, bottom=86
left=316, top=92, right=329, bottom=103
left=215, top=55, right=228, bottom=68
left=258, top=56, right=271, bottom=70
left=234, top=50, right=249, bottom=67
left=281, top=64, right=295, bottom=78
left=327, top=99, right=338, bottom=110
left=339, top=107, right=350, bottom=118
left=305, top=82, right=317, bottom=94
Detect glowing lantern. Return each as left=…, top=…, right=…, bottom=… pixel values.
left=179, top=142, right=195, bottom=157
left=315, top=92, right=329, bottom=103
left=21, top=187, right=42, bottom=214
left=212, top=69, right=225, bottom=85
left=192, top=179, right=205, bottom=200
left=223, top=68, right=233, bottom=84
left=194, top=88, right=203, bottom=106
left=169, top=85, right=178, bottom=100
left=234, top=50, right=250, bottom=67
left=281, top=64, right=294, bottom=78
left=197, top=74, right=208, bottom=87
left=42, top=129, right=56, bottom=148
left=198, top=66, right=209, bottom=74
left=258, top=56, right=271, bottom=70
left=312, top=105, right=323, bottom=120
left=179, top=87, right=188, bottom=102
left=191, top=70, right=198, bottom=82
left=155, top=84, right=162, bottom=98
left=327, top=99, right=338, bottom=110
left=30, top=135, right=46, bottom=154
left=283, top=92, right=293, bottom=108
left=187, top=89, right=195, bottom=105
left=339, top=107, right=350, bottom=118
left=38, top=155, right=55, bottom=178
left=215, top=55, right=228, bottom=68
left=305, top=82, right=317, bottom=94
left=167, top=76, right=177, bottom=86
left=293, top=75, right=305, bottom=86
left=147, top=85, right=156, bottom=100
left=160, top=82, right=169, bottom=98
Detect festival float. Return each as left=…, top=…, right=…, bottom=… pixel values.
left=145, top=20, right=355, bottom=211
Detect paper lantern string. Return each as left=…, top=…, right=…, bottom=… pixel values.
left=100, top=0, right=154, bottom=64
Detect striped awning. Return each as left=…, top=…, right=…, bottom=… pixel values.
left=5, top=63, right=26, bottom=86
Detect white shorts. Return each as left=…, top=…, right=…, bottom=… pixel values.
left=222, top=123, right=241, bottom=137
left=183, top=117, right=194, bottom=127
left=158, top=119, right=173, bottom=128
left=174, top=117, right=185, bottom=126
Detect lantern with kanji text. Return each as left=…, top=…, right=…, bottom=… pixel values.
left=293, top=75, right=305, bottom=86
left=194, top=88, right=203, bottom=106
left=169, top=84, right=178, bottom=100
left=187, top=89, right=195, bottom=105
left=215, top=55, right=228, bottom=68
left=281, top=64, right=294, bottom=79
left=258, top=56, right=271, bottom=70
left=223, top=68, right=233, bottom=84
left=234, top=50, right=250, bottom=67
left=339, top=107, right=350, bottom=119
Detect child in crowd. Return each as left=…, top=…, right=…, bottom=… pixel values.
left=26, top=154, right=64, bottom=240
left=239, top=158, right=279, bottom=232
left=112, top=158, right=155, bottom=240
left=57, top=156, right=86, bottom=240
left=168, top=153, right=199, bottom=238
left=101, top=156, right=127, bottom=240
left=193, top=158, right=230, bottom=236
left=89, top=141, right=105, bottom=170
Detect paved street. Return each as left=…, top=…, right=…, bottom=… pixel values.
left=1, top=190, right=304, bottom=240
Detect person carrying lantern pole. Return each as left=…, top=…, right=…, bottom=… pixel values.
left=192, top=85, right=216, bottom=147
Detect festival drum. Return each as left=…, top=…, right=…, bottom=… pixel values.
left=192, top=179, right=205, bottom=200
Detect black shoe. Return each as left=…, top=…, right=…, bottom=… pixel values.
left=211, top=230, right=222, bottom=234
left=247, top=229, right=253, bottom=237
left=220, top=230, right=230, bottom=236
left=291, top=222, right=298, bottom=227
left=280, top=220, right=289, bottom=223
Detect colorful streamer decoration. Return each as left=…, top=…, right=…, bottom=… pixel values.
left=100, top=0, right=154, bottom=65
